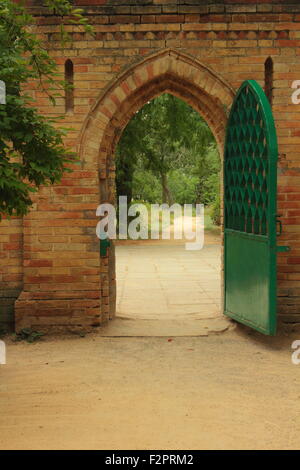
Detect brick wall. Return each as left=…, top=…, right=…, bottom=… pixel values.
left=0, top=217, right=23, bottom=329
left=3, top=0, right=300, bottom=330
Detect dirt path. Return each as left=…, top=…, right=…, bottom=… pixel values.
left=1, top=325, right=300, bottom=450
left=115, top=223, right=220, bottom=247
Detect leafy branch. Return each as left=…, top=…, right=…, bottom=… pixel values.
left=0, top=0, right=93, bottom=218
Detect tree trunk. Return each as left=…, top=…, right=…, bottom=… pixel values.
left=161, top=173, right=173, bottom=206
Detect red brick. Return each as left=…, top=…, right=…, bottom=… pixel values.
left=155, top=15, right=184, bottom=23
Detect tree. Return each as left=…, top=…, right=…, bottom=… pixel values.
left=0, top=0, right=92, bottom=218
left=115, top=93, right=220, bottom=206
left=115, top=112, right=146, bottom=203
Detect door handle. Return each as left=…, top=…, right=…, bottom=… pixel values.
left=276, top=214, right=284, bottom=236
left=275, top=214, right=290, bottom=252
left=276, top=218, right=282, bottom=236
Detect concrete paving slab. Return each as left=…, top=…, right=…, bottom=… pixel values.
left=116, top=243, right=222, bottom=323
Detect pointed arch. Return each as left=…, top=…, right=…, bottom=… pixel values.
left=77, top=49, right=236, bottom=322
left=79, top=49, right=235, bottom=170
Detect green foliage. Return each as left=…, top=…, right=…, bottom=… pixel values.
left=0, top=326, right=7, bottom=338
left=13, top=328, right=44, bottom=343
left=116, top=93, right=220, bottom=208
left=211, top=195, right=221, bottom=226
left=168, top=171, right=198, bottom=206
left=45, top=0, right=94, bottom=42
left=132, top=168, right=161, bottom=204
left=0, top=0, right=91, bottom=218
left=115, top=102, right=149, bottom=202
left=194, top=143, right=220, bottom=205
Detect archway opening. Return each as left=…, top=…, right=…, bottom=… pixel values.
left=79, top=49, right=235, bottom=325
left=114, top=93, right=222, bottom=321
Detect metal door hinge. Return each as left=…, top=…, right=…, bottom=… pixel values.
left=100, top=238, right=111, bottom=257
left=277, top=245, right=290, bottom=253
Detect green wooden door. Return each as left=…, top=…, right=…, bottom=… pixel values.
left=224, top=80, right=279, bottom=335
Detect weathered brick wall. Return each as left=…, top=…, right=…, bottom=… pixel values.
left=3, top=0, right=300, bottom=330
left=0, top=218, right=23, bottom=328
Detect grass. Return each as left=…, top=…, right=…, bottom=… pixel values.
left=204, top=205, right=221, bottom=235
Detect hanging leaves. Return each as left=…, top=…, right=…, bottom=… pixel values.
left=0, top=0, right=92, bottom=218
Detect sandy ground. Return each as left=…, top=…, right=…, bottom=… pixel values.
left=0, top=324, right=300, bottom=450
left=1, top=232, right=299, bottom=450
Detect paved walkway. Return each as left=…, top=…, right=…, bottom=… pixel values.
left=116, top=243, right=221, bottom=320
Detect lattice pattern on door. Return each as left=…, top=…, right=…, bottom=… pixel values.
left=224, top=83, right=269, bottom=236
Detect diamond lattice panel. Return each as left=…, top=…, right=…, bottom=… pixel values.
left=225, top=84, right=269, bottom=235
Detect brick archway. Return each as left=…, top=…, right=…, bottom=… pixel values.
left=80, top=49, right=235, bottom=167
left=5, top=3, right=300, bottom=334
left=15, top=49, right=235, bottom=332
left=80, top=49, right=235, bottom=323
